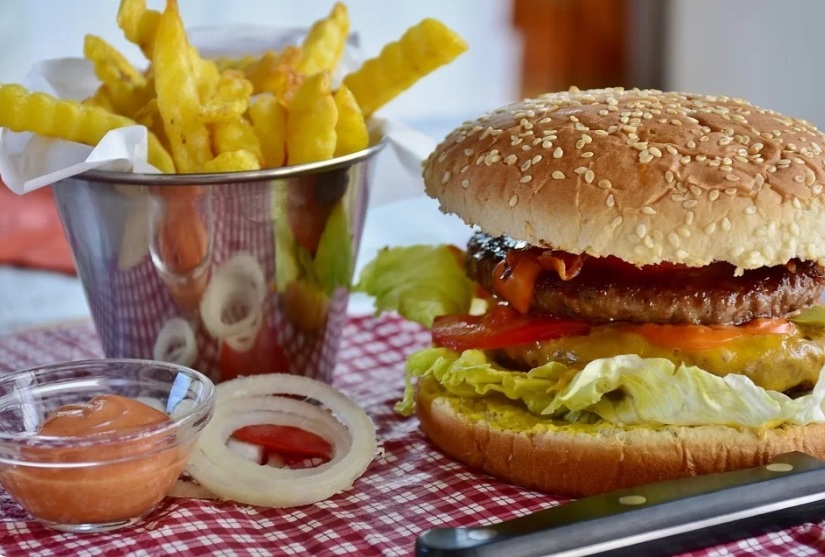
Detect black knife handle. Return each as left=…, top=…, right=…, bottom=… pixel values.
left=416, top=452, right=825, bottom=557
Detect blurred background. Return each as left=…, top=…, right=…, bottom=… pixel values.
left=1, top=0, right=824, bottom=333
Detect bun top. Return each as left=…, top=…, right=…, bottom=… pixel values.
left=423, top=88, right=825, bottom=269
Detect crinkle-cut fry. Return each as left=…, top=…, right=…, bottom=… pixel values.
left=190, top=46, right=219, bottom=104
left=204, top=150, right=261, bottom=172
left=154, top=0, right=212, bottom=173
left=343, top=18, right=467, bottom=117
left=245, top=47, right=304, bottom=102
left=83, top=85, right=116, bottom=112
left=133, top=98, right=171, bottom=153
left=333, top=85, right=368, bottom=157
left=211, top=117, right=263, bottom=165
left=297, top=2, right=349, bottom=75
left=286, top=71, right=338, bottom=165
left=199, top=70, right=254, bottom=124
left=117, top=0, right=160, bottom=59
left=215, top=55, right=258, bottom=73
left=249, top=93, right=287, bottom=168
left=0, top=84, right=174, bottom=173
left=83, top=34, right=152, bottom=118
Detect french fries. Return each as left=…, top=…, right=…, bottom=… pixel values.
left=286, top=71, right=338, bottom=165
left=153, top=0, right=212, bottom=172
left=1, top=1, right=467, bottom=174
left=343, top=18, right=468, bottom=117
left=297, top=2, right=349, bottom=76
left=333, top=85, right=369, bottom=157
left=0, top=84, right=174, bottom=173
left=249, top=94, right=287, bottom=168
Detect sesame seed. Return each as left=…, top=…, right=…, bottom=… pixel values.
left=463, top=148, right=474, bottom=156
left=665, top=171, right=674, bottom=183
left=611, top=216, right=623, bottom=227
left=677, top=226, right=691, bottom=238
left=687, top=140, right=697, bottom=149
left=668, top=233, right=680, bottom=247
left=709, top=190, right=720, bottom=201
left=649, top=147, right=663, bottom=158
left=595, top=130, right=609, bottom=137
left=554, top=147, right=564, bottom=159
left=814, top=184, right=824, bottom=194
left=576, top=139, right=587, bottom=149
left=438, top=152, right=448, bottom=162
left=806, top=168, right=816, bottom=186
left=722, top=217, right=732, bottom=231
left=542, top=141, right=554, bottom=149
left=539, top=117, right=552, bottom=124
left=521, top=160, right=532, bottom=172
left=794, top=175, right=805, bottom=183
left=745, top=206, right=757, bottom=215
left=521, top=145, right=532, bottom=151
left=791, top=223, right=801, bottom=236
left=682, top=199, right=699, bottom=208
left=442, top=171, right=451, bottom=184
left=606, top=194, right=615, bottom=207
left=520, top=175, right=533, bottom=184
left=641, top=206, right=656, bottom=215
left=461, top=179, right=470, bottom=188
left=671, top=119, right=682, bottom=126
left=504, top=155, right=517, bottom=166
left=720, top=165, right=733, bottom=172
left=552, top=171, right=566, bottom=180
left=680, top=156, right=691, bottom=164
left=460, top=165, right=469, bottom=174
left=704, top=222, right=717, bottom=235
left=639, top=150, right=654, bottom=163
left=598, top=179, right=612, bottom=189
left=584, top=170, right=595, bottom=184
left=690, top=185, right=702, bottom=196
left=725, top=174, right=739, bottom=182
left=509, top=194, right=519, bottom=207
left=532, top=155, right=543, bottom=164
left=666, top=145, right=678, bottom=155
left=575, top=166, right=588, bottom=175
left=636, top=224, right=648, bottom=237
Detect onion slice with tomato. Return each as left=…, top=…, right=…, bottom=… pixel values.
left=186, top=374, right=377, bottom=507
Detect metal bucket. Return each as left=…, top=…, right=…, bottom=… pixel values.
left=52, top=141, right=385, bottom=384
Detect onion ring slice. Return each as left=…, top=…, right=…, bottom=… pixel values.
left=186, top=374, right=377, bottom=507
left=200, top=253, right=266, bottom=345
left=153, top=317, right=198, bottom=366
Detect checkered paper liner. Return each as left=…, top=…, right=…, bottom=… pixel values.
left=2, top=315, right=825, bottom=557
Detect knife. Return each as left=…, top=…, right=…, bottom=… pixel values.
left=415, top=452, right=825, bottom=557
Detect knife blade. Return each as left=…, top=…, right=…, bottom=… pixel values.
left=415, top=452, right=825, bottom=557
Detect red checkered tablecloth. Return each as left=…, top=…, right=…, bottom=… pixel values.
left=2, top=315, right=825, bottom=556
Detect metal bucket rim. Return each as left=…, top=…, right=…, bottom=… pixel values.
left=73, top=137, right=388, bottom=186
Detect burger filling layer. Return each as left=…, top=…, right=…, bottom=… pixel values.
left=468, top=232, right=825, bottom=325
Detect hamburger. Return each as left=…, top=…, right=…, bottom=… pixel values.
left=357, top=88, right=825, bottom=497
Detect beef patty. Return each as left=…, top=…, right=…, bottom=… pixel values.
left=467, top=232, right=825, bottom=325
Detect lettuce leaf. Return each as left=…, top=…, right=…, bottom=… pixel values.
left=355, top=245, right=474, bottom=328
left=402, top=348, right=825, bottom=428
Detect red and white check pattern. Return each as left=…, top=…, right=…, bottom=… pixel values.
left=2, top=315, right=825, bottom=556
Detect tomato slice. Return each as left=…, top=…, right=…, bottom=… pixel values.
left=622, top=318, right=794, bottom=351
left=232, top=425, right=333, bottom=460
left=432, top=305, right=591, bottom=352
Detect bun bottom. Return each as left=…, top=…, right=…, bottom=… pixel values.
left=415, top=377, right=825, bottom=497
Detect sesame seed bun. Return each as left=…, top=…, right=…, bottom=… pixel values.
left=416, top=377, right=825, bottom=497
left=423, top=88, right=825, bottom=269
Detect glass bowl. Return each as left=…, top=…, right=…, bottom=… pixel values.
left=0, top=359, right=215, bottom=533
